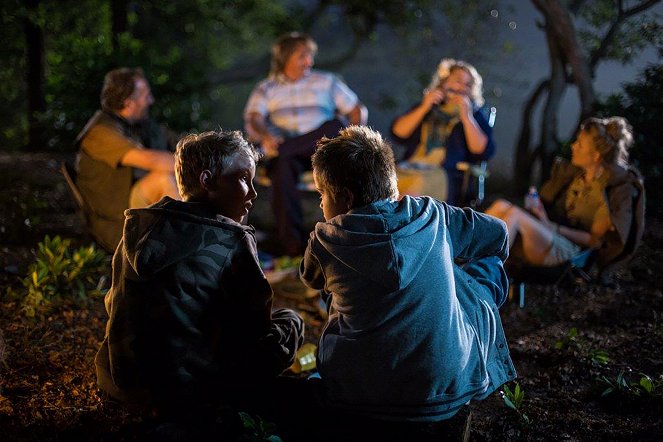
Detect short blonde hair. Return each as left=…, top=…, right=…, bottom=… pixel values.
left=427, top=58, right=484, bottom=107
left=175, top=130, right=260, bottom=200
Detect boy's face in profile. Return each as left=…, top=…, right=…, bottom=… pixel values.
left=204, top=151, right=257, bottom=223
left=313, top=170, right=349, bottom=221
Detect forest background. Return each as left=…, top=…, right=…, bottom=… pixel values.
left=2, top=0, right=662, bottom=209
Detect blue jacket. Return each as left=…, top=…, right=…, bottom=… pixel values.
left=300, top=196, right=516, bottom=421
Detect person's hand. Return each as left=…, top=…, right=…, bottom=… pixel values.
left=262, top=133, right=283, bottom=159
left=446, top=89, right=471, bottom=116
left=530, top=201, right=549, bottom=223
left=421, top=88, right=445, bottom=111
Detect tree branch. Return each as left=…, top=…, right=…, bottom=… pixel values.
left=588, top=0, right=661, bottom=72
left=514, top=79, right=549, bottom=192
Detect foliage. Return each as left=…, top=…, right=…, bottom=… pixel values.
left=0, top=0, right=29, bottom=149
left=6, top=235, right=109, bottom=318
left=599, top=371, right=663, bottom=400
left=587, top=349, right=611, bottom=366
left=554, top=327, right=610, bottom=367
left=554, top=327, right=578, bottom=350
left=501, top=382, right=530, bottom=425
left=238, top=412, right=283, bottom=442
left=576, top=0, right=663, bottom=65
left=596, top=63, right=663, bottom=216
left=2, top=0, right=509, bottom=152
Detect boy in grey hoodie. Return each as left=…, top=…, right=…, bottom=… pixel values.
left=95, top=130, right=304, bottom=420
left=299, top=126, right=515, bottom=434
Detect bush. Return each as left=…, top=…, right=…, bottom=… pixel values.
left=6, top=235, right=109, bottom=318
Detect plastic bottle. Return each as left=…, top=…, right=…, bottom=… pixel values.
left=524, top=186, right=540, bottom=211
left=290, top=343, right=317, bottom=374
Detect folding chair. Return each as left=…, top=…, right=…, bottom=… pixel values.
left=506, top=247, right=598, bottom=309
left=60, top=160, right=118, bottom=253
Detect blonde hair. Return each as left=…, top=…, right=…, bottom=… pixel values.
left=580, top=117, right=633, bottom=168
left=175, top=130, right=260, bottom=200
left=427, top=58, right=484, bottom=107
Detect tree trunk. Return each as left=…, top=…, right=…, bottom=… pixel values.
left=25, top=0, right=46, bottom=151
left=514, top=80, right=548, bottom=194
left=541, top=0, right=594, bottom=121
left=539, top=18, right=567, bottom=183
left=516, top=0, right=596, bottom=191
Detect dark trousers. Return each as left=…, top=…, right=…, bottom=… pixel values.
left=267, top=119, right=345, bottom=256
left=250, top=376, right=472, bottom=442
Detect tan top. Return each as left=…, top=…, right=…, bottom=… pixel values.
left=564, top=172, right=609, bottom=231
left=408, top=102, right=460, bottom=166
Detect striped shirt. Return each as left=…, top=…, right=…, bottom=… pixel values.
left=244, top=70, right=359, bottom=137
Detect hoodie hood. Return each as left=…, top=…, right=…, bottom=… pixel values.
left=313, top=196, right=443, bottom=291
left=122, top=197, right=250, bottom=277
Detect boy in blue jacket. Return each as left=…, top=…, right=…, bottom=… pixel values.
left=298, top=125, right=515, bottom=439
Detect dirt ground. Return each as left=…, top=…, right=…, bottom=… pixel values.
left=1, top=152, right=662, bottom=441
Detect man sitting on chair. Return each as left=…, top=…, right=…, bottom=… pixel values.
left=244, top=32, right=367, bottom=257
left=75, top=67, right=180, bottom=252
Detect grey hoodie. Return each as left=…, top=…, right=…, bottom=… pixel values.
left=301, top=195, right=516, bottom=421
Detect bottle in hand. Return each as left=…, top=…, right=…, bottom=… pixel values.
left=524, top=186, right=540, bottom=211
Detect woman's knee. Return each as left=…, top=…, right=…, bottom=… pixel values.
left=486, top=199, right=512, bottom=217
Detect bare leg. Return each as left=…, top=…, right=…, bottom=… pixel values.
left=130, top=171, right=180, bottom=208
left=485, top=199, right=554, bottom=265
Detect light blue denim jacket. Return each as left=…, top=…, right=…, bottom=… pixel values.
left=300, top=196, right=516, bottom=422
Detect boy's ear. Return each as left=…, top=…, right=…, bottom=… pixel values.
left=199, top=170, right=213, bottom=190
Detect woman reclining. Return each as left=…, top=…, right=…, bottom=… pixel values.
left=485, top=116, right=644, bottom=280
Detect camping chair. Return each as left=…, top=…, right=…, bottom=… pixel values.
left=506, top=246, right=598, bottom=308
left=60, top=160, right=118, bottom=253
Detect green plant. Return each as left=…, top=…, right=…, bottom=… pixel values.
left=588, top=349, right=611, bottom=366
left=554, top=327, right=578, bottom=350
left=600, top=371, right=663, bottom=399
left=6, top=235, right=109, bottom=318
left=238, top=412, right=283, bottom=442
left=501, top=382, right=530, bottom=425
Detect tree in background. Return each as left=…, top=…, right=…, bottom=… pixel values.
left=514, top=0, right=661, bottom=194
left=597, top=62, right=663, bottom=216
left=2, top=0, right=513, bottom=153
left=0, top=0, right=414, bottom=151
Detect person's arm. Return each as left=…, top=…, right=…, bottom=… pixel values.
left=121, top=148, right=175, bottom=172
left=244, top=111, right=283, bottom=158
left=300, top=232, right=326, bottom=290
left=546, top=210, right=611, bottom=249
left=446, top=203, right=509, bottom=262
left=346, top=102, right=368, bottom=126
left=391, top=89, right=444, bottom=139
left=230, top=231, right=303, bottom=374
left=447, top=92, right=487, bottom=155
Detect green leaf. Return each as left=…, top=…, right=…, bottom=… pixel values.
left=239, top=411, right=257, bottom=430
left=639, top=375, right=653, bottom=393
